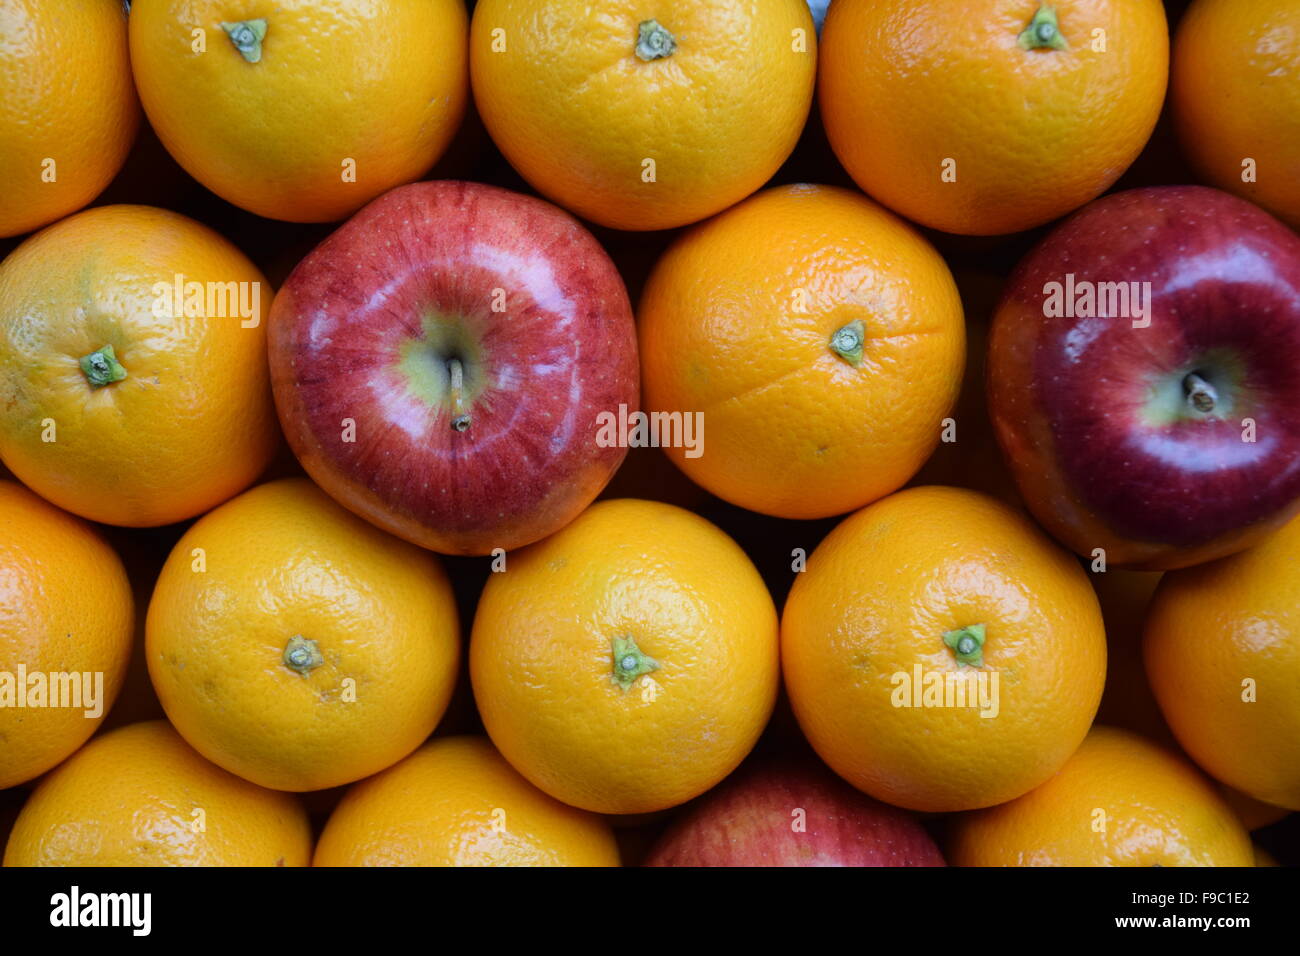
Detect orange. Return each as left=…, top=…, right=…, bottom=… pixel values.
left=819, top=0, right=1168, bottom=235
left=470, top=498, right=779, bottom=814
left=781, top=486, right=1106, bottom=812
left=1143, top=512, right=1300, bottom=810
left=639, top=185, right=964, bottom=519
left=3, top=721, right=312, bottom=866
left=1220, top=785, right=1291, bottom=832
left=470, top=0, right=816, bottom=230
left=146, top=478, right=461, bottom=792
left=0, top=0, right=140, bottom=238
left=0, top=482, right=133, bottom=789
left=129, top=0, right=468, bottom=222
left=949, top=726, right=1254, bottom=866
left=314, top=737, right=621, bottom=866
left=0, top=204, right=279, bottom=527
left=1173, top=0, right=1300, bottom=229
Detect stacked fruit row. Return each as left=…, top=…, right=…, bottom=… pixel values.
left=1, top=0, right=1298, bottom=866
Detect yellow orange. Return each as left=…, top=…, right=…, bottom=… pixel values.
left=129, top=0, right=468, bottom=222
left=819, top=0, right=1168, bottom=235
left=782, top=486, right=1106, bottom=812
left=1173, top=0, right=1300, bottom=228
left=471, top=499, right=779, bottom=814
left=315, top=737, right=621, bottom=866
left=639, top=184, right=964, bottom=519
left=0, top=204, right=279, bottom=526
left=0, top=0, right=139, bottom=238
left=950, top=726, right=1254, bottom=866
left=147, top=479, right=461, bottom=791
left=470, top=0, right=816, bottom=230
left=1144, top=512, right=1300, bottom=810
left=0, top=482, right=133, bottom=789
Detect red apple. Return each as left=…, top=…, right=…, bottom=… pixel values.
left=267, top=181, right=639, bottom=555
left=644, top=755, right=945, bottom=867
left=988, top=186, right=1300, bottom=570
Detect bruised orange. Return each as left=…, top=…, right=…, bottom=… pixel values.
left=639, top=184, right=964, bottom=519
left=818, top=0, right=1168, bottom=235
left=314, top=737, right=621, bottom=866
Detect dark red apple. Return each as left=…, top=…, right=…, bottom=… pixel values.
left=988, top=186, right=1300, bottom=570
left=644, top=756, right=945, bottom=867
left=267, top=181, right=639, bottom=555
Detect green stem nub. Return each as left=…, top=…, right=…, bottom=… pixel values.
left=610, top=635, right=659, bottom=690
left=942, top=623, right=987, bottom=668
left=448, top=357, right=470, bottom=432
left=1017, top=4, right=1067, bottom=51
left=79, top=345, right=127, bottom=388
left=283, top=635, right=324, bottom=675
left=829, top=320, right=866, bottom=367
left=222, top=18, right=268, bottom=63
left=1184, top=372, right=1217, bottom=414
left=635, top=20, right=676, bottom=61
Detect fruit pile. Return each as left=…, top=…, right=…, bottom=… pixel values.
left=1, top=0, right=1297, bottom=868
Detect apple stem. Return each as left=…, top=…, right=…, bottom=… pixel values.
left=1183, top=372, right=1217, bottom=413
left=942, top=624, right=987, bottom=668
left=283, top=635, right=323, bottom=675
left=635, top=20, right=676, bottom=61
left=610, top=635, right=659, bottom=690
left=221, top=19, right=268, bottom=63
left=1017, top=4, right=1067, bottom=51
left=448, top=358, right=471, bottom=432
left=79, top=344, right=127, bottom=388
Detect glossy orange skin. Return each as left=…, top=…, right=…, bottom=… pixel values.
left=0, top=0, right=140, bottom=238
left=639, top=185, right=964, bottom=519
left=782, top=486, right=1106, bottom=812
left=314, top=737, right=621, bottom=866
left=1144, top=511, right=1300, bottom=810
left=3, top=721, right=312, bottom=866
left=129, top=0, right=468, bottom=222
left=1173, top=0, right=1300, bottom=229
left=471, top=499, right=779, bottom=815
left=950, top=726, right=1255, bottom=866
left=0, top=482, right=133, bottom=789
left=470, top=0, right=816, bottom=230
left=147, top=479, right=461, bottom=792
left=819, top=0, right=1168, bottom=235
left=0, top=205, right=279, bottom=526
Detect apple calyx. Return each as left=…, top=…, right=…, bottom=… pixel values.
left=79, top=344, right=127, bottom=388
left=283, top=635, right=324, bottom=675
left=1017, top=4, right=1067, bottom=51
left=1183, top=372, right=1218, bottom=414
left=222, top=19, right=268, bottom=63
left=942, top=624, right=987, bottom=667
left=635, top=20, right=676, bottom=61
left=610, top=635, right=659, bottom=690
left=829, top=320, right=866, bottom=367
left=447, top=357, right=471, bottom=432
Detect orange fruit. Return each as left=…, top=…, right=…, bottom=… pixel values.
left=1219, top=784, right=1291, bottom=832
left=1143, top=512, right=1300, bottom=810
left=129, top=0, right=468, bottom=222
left=146, top=478, right=461, bottom=792
left=0, top=482, right=133, bottom=790
left=0, top=204, right=279, bottom=527
left=470, top=498, right=779, bottom=814
left=0, top=0, right=140, bottom=238
left=3, top=721, right=312, bottom=866
left=1173, top=0, right=1300, bottom=229
left=314, top=737, right=621, bottom=866
left=818, top=0, right=1168, bottom=235
left=639, top=184, right=964, bottom=519
left=781, top=486, right=1106, bottom=812
left=469, top=0, right=816, bottom=230
left=949, top=726, right=1254, bottom=866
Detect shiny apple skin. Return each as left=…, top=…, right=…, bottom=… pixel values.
left=643, top=756, right=945, bottom=867
left=268, top=181, right=639, bottom=556
left=989, top=186, right=1300, bottom=570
